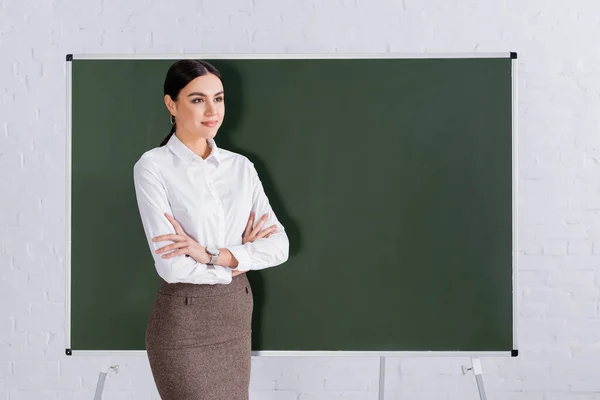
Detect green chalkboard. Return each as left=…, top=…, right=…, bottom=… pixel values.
left=67, top=55, right=516, bottom=355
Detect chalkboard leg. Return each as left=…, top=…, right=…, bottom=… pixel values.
left=93, top=359, right=119, bottom=400
left=378, top=356, right=386, bottom=400
left=471, top=358, right=487, bottom=400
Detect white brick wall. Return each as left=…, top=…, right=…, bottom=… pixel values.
left=1, top=0, right=599, bottom=398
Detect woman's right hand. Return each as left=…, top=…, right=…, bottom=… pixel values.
left=232, top=212, right=277, bottom=277
left=242, top=211, right=277, bottom=244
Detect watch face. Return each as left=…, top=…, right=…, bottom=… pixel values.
left=208, top=247, right=219, bottom=255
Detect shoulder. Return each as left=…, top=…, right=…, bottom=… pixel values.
left=217, top=147, right=255, bottom=170
left=133, top=146, right=167, bottom=176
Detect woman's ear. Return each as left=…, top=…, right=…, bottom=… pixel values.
left=164, top=94, right=177, bottom=116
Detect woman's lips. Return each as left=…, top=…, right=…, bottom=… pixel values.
left=201, top=121, right=218, bottom=127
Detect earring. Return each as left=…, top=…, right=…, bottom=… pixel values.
left=170, top=115, right=176, bottom=125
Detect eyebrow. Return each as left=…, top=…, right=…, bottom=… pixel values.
left=187, top=91, right=224, bottom=97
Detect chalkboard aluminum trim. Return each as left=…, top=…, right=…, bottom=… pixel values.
left=253, top=351, right=515, bottom=357
left=511, top=56, right=519, bottom=351
left=65, top=56, right=73, bottom=351
left=68, top=350, right=515, bottom=357
left=67, top=52, right=513, bottom=60
left=64, top=54, right=518, bottom=355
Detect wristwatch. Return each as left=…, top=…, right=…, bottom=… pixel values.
left=205, top=246, right=220, bottom=265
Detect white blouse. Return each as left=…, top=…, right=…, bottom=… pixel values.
left=133, top=132, right=289, bottom=285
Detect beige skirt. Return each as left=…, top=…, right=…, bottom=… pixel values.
left=145, top=273, right=253, bottom=400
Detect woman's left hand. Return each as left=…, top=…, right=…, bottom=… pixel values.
left=152, top=212, right=209, bottom=263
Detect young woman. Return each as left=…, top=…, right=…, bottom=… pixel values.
left=132, top=59, right=290, bottom=399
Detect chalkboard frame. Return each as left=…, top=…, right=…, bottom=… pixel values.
left=65, top=52, right=518, bottom=358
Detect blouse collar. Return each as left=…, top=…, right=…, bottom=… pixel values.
left=167, top=132, right=221, bottom=167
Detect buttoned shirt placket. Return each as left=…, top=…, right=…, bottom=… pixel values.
left=201, top=157, right=225, bottom=250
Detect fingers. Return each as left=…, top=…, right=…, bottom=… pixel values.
left=153, top=213, right=188, bottom=243
left=242, top=212, right=273, bottom=244
left=160, top=246, right=188, bottom=259
left=152, top=233, right=185, bottom=243
left=155, top=240, right=189, bottom=254
left=257, top=225, right=277, bottom=239
left=164, top=212, right=186, bottom=236
left=264, top=230, right=276, bottom=238
left=250, top=214, right=269, bottom=237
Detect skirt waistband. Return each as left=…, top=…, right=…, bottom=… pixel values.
left=157, top=273, right=249, bottom=298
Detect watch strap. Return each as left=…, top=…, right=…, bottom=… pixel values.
left=206, top=247, right=220, bottom=265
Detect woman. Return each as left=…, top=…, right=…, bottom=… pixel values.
left=132, top=59, right=290, bottom=399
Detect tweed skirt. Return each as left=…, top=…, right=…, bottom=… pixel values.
left=145, top=273, right=254, bottom=400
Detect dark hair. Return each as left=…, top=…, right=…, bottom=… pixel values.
left=159, top=60, right=223, bottom=146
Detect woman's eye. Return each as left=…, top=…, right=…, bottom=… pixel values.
left=192, top=97, right=223, bottom=103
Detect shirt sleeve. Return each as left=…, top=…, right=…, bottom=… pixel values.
left=226, top=160, right=290, bottom=272
left=133, top=158, right=233, bottom=285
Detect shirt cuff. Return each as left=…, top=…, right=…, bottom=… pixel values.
left=210, top=264, right=233, bottom=284
left=227, top=244, right=252, bottom=272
